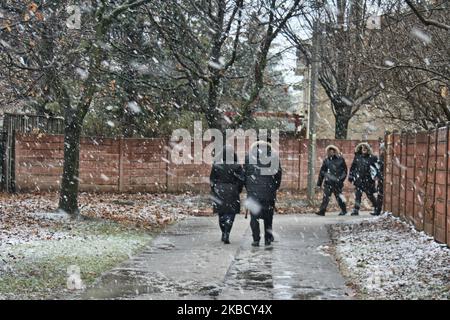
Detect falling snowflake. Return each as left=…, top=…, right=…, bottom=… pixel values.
left=75, top=68, right=89, bottom=80
left=411, top=27, right=431, bottom=44
left=127, top=101, right=142, bottom=114
left=244, top=197, right=262, bottom=215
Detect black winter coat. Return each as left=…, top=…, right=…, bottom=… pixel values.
left=375, top=153, right=384, bottom=182
left=317, top=155, right=347, bottom=188
left=349, top=153, right=378, bottom=191
left=210, top=152, right=245, bottom=216
left=244, top=147, right=282, bottom=208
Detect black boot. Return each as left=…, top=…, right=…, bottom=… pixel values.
left=338, top=211, right=347, bottom=216
left=223, top=232, right=230, bottom=244
left=223, top=220, right=232, bottom=244
left=221, top=232, right=226, bottom=242
left=351, top=209, right=359, bottom=216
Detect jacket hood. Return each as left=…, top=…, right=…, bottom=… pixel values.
left=326, top=144, right=341, bottom=155
left=355, top=142, right=373, bottom=155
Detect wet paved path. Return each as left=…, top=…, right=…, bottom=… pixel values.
left=84, top=213, right=372, bottom=300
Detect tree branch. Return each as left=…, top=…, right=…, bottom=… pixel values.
left=405, top=0, right=450, bottom=31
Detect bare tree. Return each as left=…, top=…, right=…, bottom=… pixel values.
left=284, top=0, right=388, bottom=139
left=368, top=1, right=449, bottom=129
left=142, top=0, right=245, bottom=130
left=232, top=0, right=302, bottom=127
left=405, top=0, right=450, bottom=31
left=0, top=0, right=152, bottom=215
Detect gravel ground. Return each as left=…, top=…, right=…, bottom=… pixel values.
left=330, top=213, right=450, bottom=300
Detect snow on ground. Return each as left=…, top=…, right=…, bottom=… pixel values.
left=77, top=192, right=211, bottom=227
left=0, top=222, right=152, bottom=300
left=0, top=192, right=211, bottom=299
left=0, top=191, right=381, bottom=299
left=330, top=213, right=450, bottom=300
left=0, top=192, right=211, bottom=247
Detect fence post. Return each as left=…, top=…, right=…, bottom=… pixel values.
left=397, top=131, right=403, bottom=217
left=445, top=123, right=449, bottom=245
left=118, top=137, right=124, bottom=192
left=297, top=139, right=302, bottom=191
left=402, top=132, right=408, bottom=219
left=165, top=138, right=170, bottom=192
left=391, top=131, right=396, bottom=215
left=424, top=127, right=437, bottom=236
left=383, top=132, right=388, bottom=213
left=432, top=127, right=438, bottom=239
left=388, top=132, right=393, bottom=213
left=423, top=129, right=431, bottom=233
left=412, top=131, right=417, bottom=225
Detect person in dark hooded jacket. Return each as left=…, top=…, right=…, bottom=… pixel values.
left=244, top=141, right=282, bottom=247
left=348, top=142, right=378, bottom=215
left=316, top=145, right=348, bottom=216
left=210, top=145, right=245, bottom=244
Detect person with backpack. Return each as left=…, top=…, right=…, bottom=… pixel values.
left=348, top=142, right=378, bottom=216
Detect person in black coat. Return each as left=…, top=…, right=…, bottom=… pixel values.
left=244, top=141, right=282, bottom=247
left=348, top=142, right=378, bottom=216
left=316, top=145, right=348, bottom=216
left=210, top=145, right=245, bottom=244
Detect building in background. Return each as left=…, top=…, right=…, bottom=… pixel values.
left=295, top=50, right=394, bottom=141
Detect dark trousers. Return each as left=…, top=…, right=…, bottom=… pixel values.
left=219, top=213, right=235, bottom=234
left=319, top=183, right=347, bottom=214
left=250, top=206, right=273, bottom=242
left=354, top=187, right=378, bottom=212
left=376, top=181, right=384, bottom=214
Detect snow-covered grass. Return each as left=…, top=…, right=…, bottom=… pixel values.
left=0, top=192, right=205, bottom=299
left=330, top=213, right=450, bottom=300
left=0, top=220, right=153, bottom=300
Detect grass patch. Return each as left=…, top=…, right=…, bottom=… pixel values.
left=0, top=220, right=154, bottom=300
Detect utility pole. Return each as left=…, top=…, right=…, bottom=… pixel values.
left=307, top=20, right=320, bottom=204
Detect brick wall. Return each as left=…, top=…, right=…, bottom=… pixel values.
left=14, top=133, right=379, bottom=194
left=384, top=127, right=450, bottom=246
left=15, top=134, right=168, bottom=193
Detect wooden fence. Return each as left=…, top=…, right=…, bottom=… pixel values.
left=384, top=126, right=450, bottom=246
left=14, top=133, right=379, bottom=194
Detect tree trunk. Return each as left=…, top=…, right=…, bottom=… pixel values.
left=335, top=111, right=350, bottom=140
left=206, top=77, right=222, bottom=130
left=58, top=119, right=82, bottom=215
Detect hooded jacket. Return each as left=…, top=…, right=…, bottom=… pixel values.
left=210, top=145, right=245, bottom=215
left=349, top=142, right=378, bottom=190
left=244, top=141, right=282, bottom=207
left=317, top=145, right=348, bottom=187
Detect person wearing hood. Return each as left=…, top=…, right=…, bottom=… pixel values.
left=316, top=145, right=348, bottom=216
left=244, top=140, right=282, bottom=247
left=348, top=142, right=378, bottom=215
left=210, top=145, right=245, bottom=244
